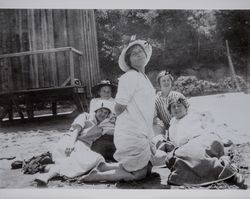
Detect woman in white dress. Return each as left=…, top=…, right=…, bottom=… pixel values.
left=78, top=39, right=156, bottom=182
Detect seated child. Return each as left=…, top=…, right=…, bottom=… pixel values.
left=89, top=80, right=117, bottom=116
left=153, top=92, right=246, bottom=188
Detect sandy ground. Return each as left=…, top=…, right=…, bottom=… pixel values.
left=0, top=93, right=250, bottom=189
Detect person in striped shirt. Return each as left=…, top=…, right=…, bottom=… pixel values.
left=153, top=71, right=184, bottom=139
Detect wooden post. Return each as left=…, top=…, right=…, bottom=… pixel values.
left=52, top=101, right=57, bottom=116
left=69, top=49, right=75, bottom=86
left=26, top=97, right=34, bottom=119
left=8, top=105, right=13, bottom=121
left=73, top=93, right=84, bottom=113
left=225, top=40, right=241, bottom=91
left=12, top=97, right=24, bottom=120
left=0, top=105, right=10, bottom=121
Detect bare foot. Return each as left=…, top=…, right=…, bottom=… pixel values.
left=77, top=169, right=99, bottom=183
left=43, top=164, right=54, bottom=172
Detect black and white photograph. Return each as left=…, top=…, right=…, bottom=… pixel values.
left=0, top=0, right=249, bottom=198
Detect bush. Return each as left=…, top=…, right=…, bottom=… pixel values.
left=172, top=76, right=221, bottom=96
left=172, top=75, right=249, bottom=96
left=218, top=76, right=249, bottom=91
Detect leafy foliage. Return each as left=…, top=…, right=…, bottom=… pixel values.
left=171, top=75, right=249, bottom=97
left=94, top=10, right=249, bottom=84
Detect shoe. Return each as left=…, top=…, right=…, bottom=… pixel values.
left=233, top=173, right=247, bottom=189
left=34, top=177, right=48, bottom=187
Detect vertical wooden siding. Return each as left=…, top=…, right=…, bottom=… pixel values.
left=0, top=9, right=100, bottom=96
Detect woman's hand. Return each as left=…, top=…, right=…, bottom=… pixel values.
left=65, top=143, right=75, bottom=157
left=109, top=113, right=117, bottom=124
left=65, top=147, right=74, bottom=157
left=64, top=126, right=81, bottom=157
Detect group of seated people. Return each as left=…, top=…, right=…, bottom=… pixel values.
left=34, top=39, right=246, bottom=188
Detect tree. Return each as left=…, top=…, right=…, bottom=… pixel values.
left=214, top=10, right=249, bottom=80
left=94, top=9, right=249, bottom=82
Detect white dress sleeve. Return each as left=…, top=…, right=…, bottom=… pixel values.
left=115, top=70, right=138, bottom=105
left=72, top=112, right=90, bottom=129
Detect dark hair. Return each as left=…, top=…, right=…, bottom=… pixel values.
left=124, top=44, right=147, bottom=71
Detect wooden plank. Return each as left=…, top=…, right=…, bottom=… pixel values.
left=89, top=11, right=101, bottom=86
left=72, top=10, right=81, bottom=81
left=0, top=86, right=78, bottom=95
left=53, top=10, right=69, bottom=86
left=0, top=10, right=4, bottom=92
left=69, top=50, right=75, bottom=86
left=81, top=10, right=92, bottom=96
left=79, top=10, right=88, bottom=92
left=27, top=9, right=39, bottom=88
left=20, top=9, right=31, bottom=89
left=18, top=9, right=26, bottom=90
left=4, top=10, right=14, bottom=92
left=35, top=10, right=45, bottom=88
left=12, top=10, right=23, bottom=91
left=0, top=47, right=82, bottom=59
left=47, top=9, right=57, bottom=87
left=91, top=10, right=101, bottom=82
left=1, top=60, right=9, bottom=92
left=86, top=11, right=94, bottom=89
left=225, top=40, right=241, bottom=91
left=41, top=9, right=50, bottom=88
left=89, top=11, right=97, bottom=85
left=60, top=76, right=71, bottom=87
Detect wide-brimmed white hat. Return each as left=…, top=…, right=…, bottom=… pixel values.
left=118, top=40, right=152, bottom=72
left=93, top=100, right=113, bottom=114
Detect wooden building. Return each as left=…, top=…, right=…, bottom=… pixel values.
left=0, top=9, right=101, bottom=121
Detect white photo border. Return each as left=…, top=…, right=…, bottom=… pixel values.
left=0, top=0, right=249, bottom=199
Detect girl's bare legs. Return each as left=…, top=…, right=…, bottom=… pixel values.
left=97, top=162, right=120, bottom=172
left=79, top=163, right=150, bottom=182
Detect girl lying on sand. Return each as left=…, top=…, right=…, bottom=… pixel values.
left=34, top=100, right=115, bottom=185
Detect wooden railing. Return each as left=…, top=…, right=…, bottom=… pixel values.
left=0, top=47, right=83, bottom=92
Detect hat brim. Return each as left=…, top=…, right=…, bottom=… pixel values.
left=118, top=40, right=152, bottom=72
left=91, top=83, right=117, bottom=97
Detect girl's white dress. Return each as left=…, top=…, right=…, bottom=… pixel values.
left=166, top=111, right=237, bottom=186
left=114, top=70, right=156, bottom=172
left=51, top=113, right=110, bottom=178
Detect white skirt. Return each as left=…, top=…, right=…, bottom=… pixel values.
left=51, top=135, right=104, bottom=178
left=114, top=130, right=152, bottom=172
